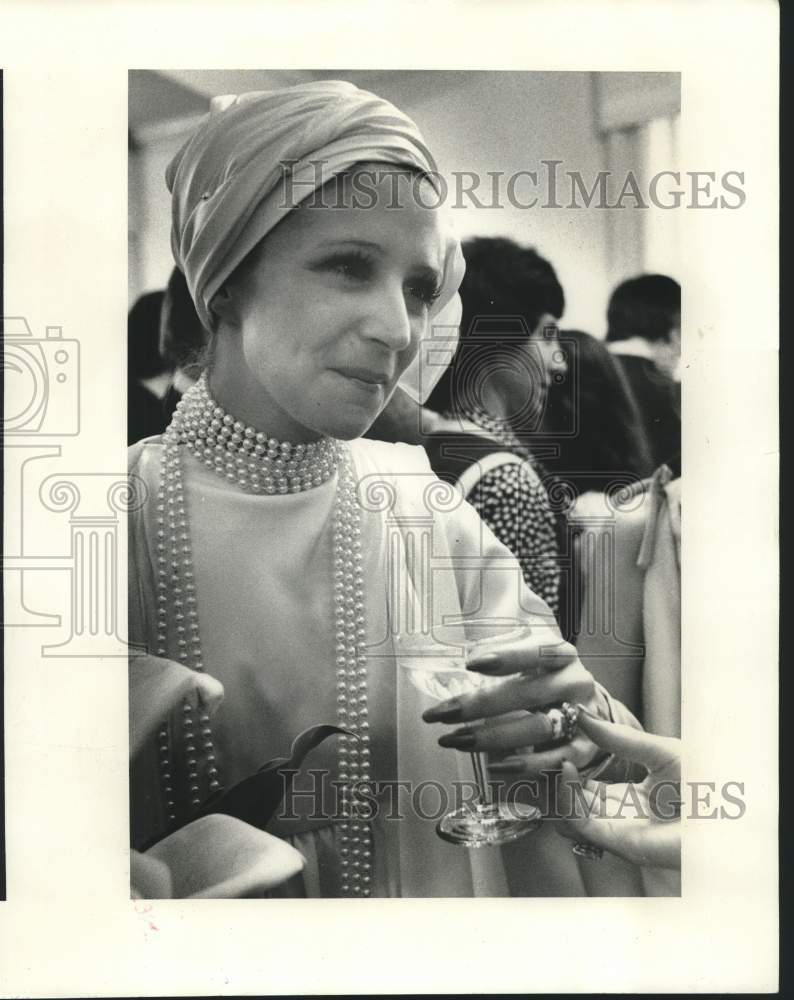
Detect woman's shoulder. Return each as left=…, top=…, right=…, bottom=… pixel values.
left=349, top=438, right=452, bottom=520
left=349, top=437, right=433, bottom=475
left=128, top=436, right=165, bottom=479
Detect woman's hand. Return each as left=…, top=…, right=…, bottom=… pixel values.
left=139, top=814, right=305, bottom=898
left=554, top=708, right=681, bottom=870
left=130, top=653, right=224, bottom=756
left=421, top=633, right=611, bottom=772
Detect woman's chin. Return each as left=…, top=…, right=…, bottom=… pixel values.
left=310, top=392, right=387, bottom=441
left=322, top=409, right=381, bottom=441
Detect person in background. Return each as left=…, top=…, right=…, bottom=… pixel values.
left=539, top=328, right=655, bottom=495
left=604, top=274, right=681, bottom=475
left=423, top=237, right=568, bottom=624
left=128, top=289, right=171, bottom=444
left=159, top=265, right=209, bottom=423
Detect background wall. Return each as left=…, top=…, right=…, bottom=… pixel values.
left=129, top=69, right=680, bottom=338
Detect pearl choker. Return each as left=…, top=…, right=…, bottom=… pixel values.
left=154, top=373, right=372, bottom=896
left=171, top=373, right=342, bottom=495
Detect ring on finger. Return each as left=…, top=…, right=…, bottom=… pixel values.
left=545, top=702, right=579, bottom=742
left=572, top=841, right=604, bottom=861
left=561, top=701, right=579, bottom=740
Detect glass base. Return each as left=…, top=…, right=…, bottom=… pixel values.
left=435, top=801, right=542, bottom=847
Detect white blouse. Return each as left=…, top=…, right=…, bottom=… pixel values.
left=129, top=436, right=643, bottom=897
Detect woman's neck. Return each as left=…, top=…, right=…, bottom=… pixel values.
left=207, top=354, right=324, bottom=445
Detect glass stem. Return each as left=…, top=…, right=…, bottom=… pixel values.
left=470, top=752, right=492, bottom=808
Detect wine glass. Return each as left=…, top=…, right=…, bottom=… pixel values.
left=398, top=618, right=541, bottom=847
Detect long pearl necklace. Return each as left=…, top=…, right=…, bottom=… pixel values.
left=155, top=375, right=372, bottom=896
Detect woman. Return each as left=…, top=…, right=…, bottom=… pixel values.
left=129, top=81, right=645, bottom=898
left=539, top=328, right=655, bottom=495
left=604, top=275, right=681, bottom=476
left=158, top=265, right=209, bottom=425
left=423, top=237, right=568, bottom=622
left=128, top=289, right=172, bottom=445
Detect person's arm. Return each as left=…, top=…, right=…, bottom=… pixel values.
left=467, top=461, right=561, bottom=620
left=554, top=707, right=681, bottom=871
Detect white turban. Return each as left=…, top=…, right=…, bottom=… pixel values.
left=166, top=80, right=463, bottom=403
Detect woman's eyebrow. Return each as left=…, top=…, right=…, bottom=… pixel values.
left=315, top=239, right=443, bottom=282
left=316, top=238, right=384, bottom=253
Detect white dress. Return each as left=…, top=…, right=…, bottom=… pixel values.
left=129, top=436, right=641, bottom=897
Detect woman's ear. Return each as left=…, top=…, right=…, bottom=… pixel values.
left=210, top=284, right=237, bottom=325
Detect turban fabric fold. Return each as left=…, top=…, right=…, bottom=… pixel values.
left=166, top=80, right=464, bottom=403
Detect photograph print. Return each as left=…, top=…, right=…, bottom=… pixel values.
left=127, top=69, right=687, bottom=899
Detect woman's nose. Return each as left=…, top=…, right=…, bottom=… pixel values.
left=359, top=284, right=414, bottom=353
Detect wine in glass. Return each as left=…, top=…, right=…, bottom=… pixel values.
left=398, top=618, right=541, bottom=847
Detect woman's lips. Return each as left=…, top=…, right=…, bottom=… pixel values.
left=332, top=367, right=391, bottom=391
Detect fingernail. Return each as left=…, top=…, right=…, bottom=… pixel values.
left=466, top=652, right=500, bottom=674
left=422, top=699, right=463, bottom=724
left=438, top=730, right=476, bottom=750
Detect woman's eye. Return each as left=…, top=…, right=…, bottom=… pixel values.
left=405, top=280, right=442, bottom=308
left=313, top=254, right=441, bottom=309
left=318, top=253, right=373, bottom=282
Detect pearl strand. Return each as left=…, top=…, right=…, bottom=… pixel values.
left=172, top=374, right=341, bottom=495
left=154, top=379, right=372, bottom=895
left=155, top=423, right=221, bottom=825
left=333, top=450, right=372, bottom=897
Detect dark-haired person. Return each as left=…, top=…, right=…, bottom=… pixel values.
left=540, top=328, right=655, bottom=494
left=128, top=289, right=171, bottom=444
left=424, top=237, right=568, bottom=623
left=159, top=265, right=210, bottom=422
left=605, top=274, right=681, bottom=475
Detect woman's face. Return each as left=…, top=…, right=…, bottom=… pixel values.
left=212, top=166, right=446, bottom=441
left=489, top=314, right=567, bottom=429
left=525, top=313, right=567, bottom=389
